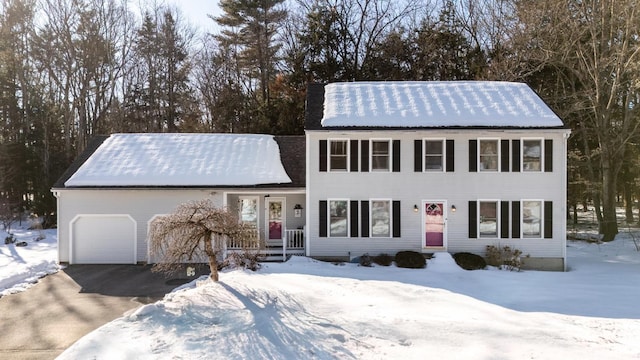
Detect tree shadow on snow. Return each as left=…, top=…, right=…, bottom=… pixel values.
left=220, top=282, right=361, bottom=359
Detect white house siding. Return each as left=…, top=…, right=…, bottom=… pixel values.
left=305, top=129, right=569, bottom=269
left=225, top=192, right=306, bottom=241
left=56, top=189, right=224, bottom=264
left=56, top=188, right=306, bottom=264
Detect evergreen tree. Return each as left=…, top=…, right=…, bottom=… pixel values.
left=214, top=0, right=286, bottom=132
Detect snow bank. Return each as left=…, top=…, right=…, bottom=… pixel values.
left=58, top=236, right=640, bottom=360
left=0, top=228, right=59, bottom=296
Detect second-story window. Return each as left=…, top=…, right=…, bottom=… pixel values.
left=371, top=140, right=390, bottom=171
left=424, top=139, right=444, bottom=171
left=479, top=139, right=499, bottom=171
left=522, top=139, right=542, bottom=171
left=329, top=140, right=348, bottom=171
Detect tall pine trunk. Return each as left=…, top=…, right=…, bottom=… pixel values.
left=600, top=159, right=618, bottom=241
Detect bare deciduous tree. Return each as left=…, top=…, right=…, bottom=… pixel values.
left=514, top=0, right=640, bottom=240
left=149, top=199, right=257, bottom=281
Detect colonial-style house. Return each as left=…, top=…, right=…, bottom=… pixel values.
left=304, top=81, right=570, bottom=270
left=53, top=81, right=569, bottom=270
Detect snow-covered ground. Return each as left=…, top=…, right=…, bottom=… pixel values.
left=58, top=234, right=640, bottom=359
left=2, top=222, right=640, bottom=359
left=0, top=224, right=59, bottom=297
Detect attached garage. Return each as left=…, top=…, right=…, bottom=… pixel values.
left=53, top=133, right=304, bottom=265
left=70, top=215, right=137, bottom=264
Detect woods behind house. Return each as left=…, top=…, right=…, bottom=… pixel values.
left=1, top=0, right=639, bottom=240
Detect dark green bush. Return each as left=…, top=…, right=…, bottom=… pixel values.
left=373, top=253, right=393, bottom=266
left=452, top=252, right=486, bottom=270
left=394, top=251, right=426, bottom=269
left=359, top=253, right=372, bottom=267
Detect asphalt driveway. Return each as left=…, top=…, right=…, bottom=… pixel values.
left=0, top=264, right=209, bottom=360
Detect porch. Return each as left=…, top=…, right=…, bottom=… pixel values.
left=224, top=191, right=306, bottom=261
left=226, top=228, right=305, bottom=261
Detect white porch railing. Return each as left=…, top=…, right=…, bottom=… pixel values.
left=227, top=228, right=305, bottom=261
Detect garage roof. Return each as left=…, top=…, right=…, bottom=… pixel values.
left=59, top=133, right=299, bottom=187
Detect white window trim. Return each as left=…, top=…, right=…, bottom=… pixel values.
left=238, top=196, right=260, bottom=229
left=369, top=138, right=392, bottom=172
left=477, top=199, right=500, bottom=239
left=521, top=138, right=544, bottom=172
left=521, top=199, right=544, bottom=239
left=370, top=198, right=392, bottom=238
left=422, top=200, right=448, bottom=248
left=423, top=138, right=446, bottom=172
left=478, top=138, right=500, bottom=172
left=328, top=138, right=350, bottom=172
left=328, top=198, right=350, bottom=238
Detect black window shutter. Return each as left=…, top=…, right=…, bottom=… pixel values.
left=468, top=201, right=477, bottom=238
left=545, top=139, right=553, bottom=172
left=446, top=140, right=454, bottom=172
left=350, top=200, right=359, bottom=238
left=361, top=201, right=369, bottom=237
left=501, top=140, right=510, bottom=172
left=319, top=140, right=327, bottom=172
left=511, top=201, right=521, bottom=238
left=469, top=140, right=477, bottom=172
left=361, top=140, right=369, bottom=172
left=319, top=200, right=327, bottom=237
left=414, top=140, right=422, bottom=172
left=544, top=201, right=553, bottom=238
left=501, top=201, right=509, bottom=238
left=392, top=201, right=401, bottom=237
left=350, top=140, right=358, bottom=172
left=512, top=140, right=521, bottom=172
left=392, top=140, right=401, bottom=172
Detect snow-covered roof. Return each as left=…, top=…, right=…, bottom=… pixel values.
left=64, top=133, right=292, bottom=187
left=321, top=81, right=564, bottom=128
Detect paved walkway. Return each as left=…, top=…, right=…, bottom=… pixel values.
left=0, top=265, right=208, bottom=360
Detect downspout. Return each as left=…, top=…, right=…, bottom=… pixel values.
left=51, top=189, right=61, bottom=264
left=305, top=134, right=310, bottom=257
left=562, top=131, right=571, bottom=271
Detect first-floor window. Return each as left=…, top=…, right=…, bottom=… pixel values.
left=329, top=200, right=348, bottom=237
left=239, top=197, right=258, bottom=229
left=479, top=201, right=498, bottom=237
left=371, top=200, right=391, bottom=237
left=522, top=200, right=542, bottom=238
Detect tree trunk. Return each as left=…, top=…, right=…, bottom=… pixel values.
left=204, top=231, right=219, bottom=281
left=624, top=179, right=634, bottom=224
left=600, top=161, right=618, bottom=241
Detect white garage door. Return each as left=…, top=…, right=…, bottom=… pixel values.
left=71, top=215, right=136, bottom=264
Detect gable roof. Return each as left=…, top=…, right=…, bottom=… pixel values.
left=306, top=81, right=565, bottom=130
left=55, top=133, right=305, bottom=188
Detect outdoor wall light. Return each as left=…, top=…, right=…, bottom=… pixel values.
left=413, top=204, right=419, bottom=212
left=294, top=204, right=303, bottom=218
left=451, top=205, right=456, bottom=212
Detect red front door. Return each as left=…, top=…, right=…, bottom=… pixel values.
left=425, top=202, right=444, bottom=247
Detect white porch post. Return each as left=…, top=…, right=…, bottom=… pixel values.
left=282, top=231, right=287, bottom=261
